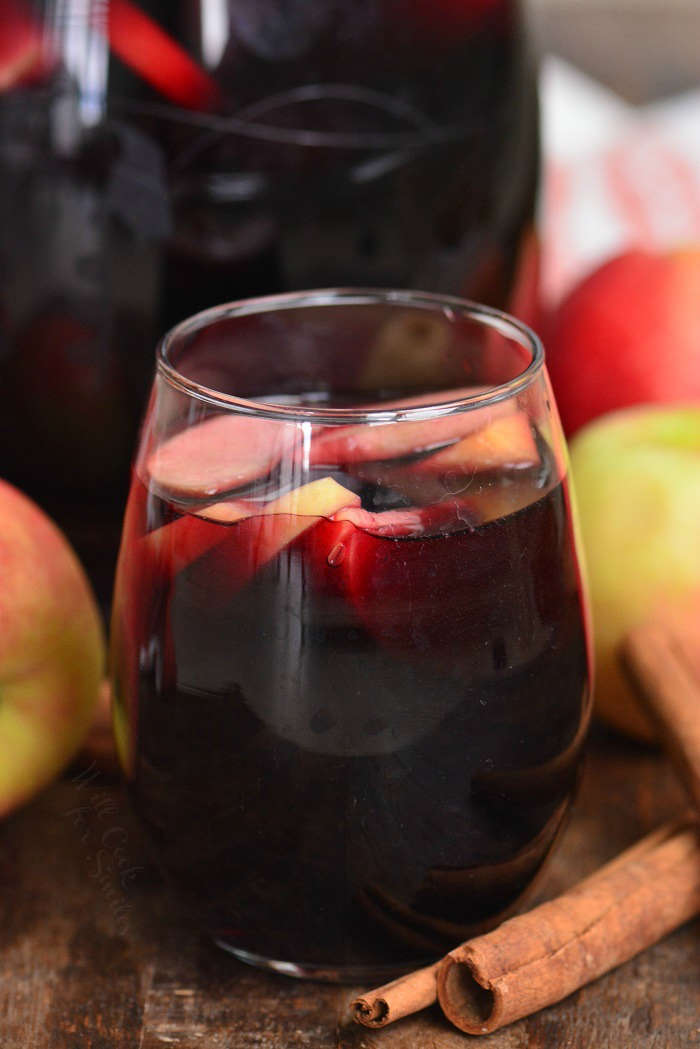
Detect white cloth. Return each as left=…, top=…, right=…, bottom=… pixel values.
left=540, top=56, right=700, bottom=304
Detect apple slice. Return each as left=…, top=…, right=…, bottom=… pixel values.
left=309, top=399, right=514, bottom=467
left=106, top=0, right=220, bottom=111
left=135, top=477, right=361, bottom=586
left=0, top=0, right=53, bottom=92
left=333, top=502, right=477, bottom=538
left=304, top=510, right=482, bottom=654
left=211, top=477, right=361, bottom=586
left=147, top=414, right=299, bottom=499
left=193, top=499, right=260, bottom=524
left=410, top=413, right=539, bottom=474
left=359, top=311, right=452, bottom=389
left=113, top=490, right=239, bottom=734
left=114, top=483, right=228, bottom=651
left=344, top=414, right=538, bottom=508
left=166, top=477, right=360, bottom=606
left=333, top=506, right=429, bottom=538
left=467, top=478, right=549, bottom=525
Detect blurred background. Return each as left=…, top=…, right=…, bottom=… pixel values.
left=530, top=0, right=699, bottom=101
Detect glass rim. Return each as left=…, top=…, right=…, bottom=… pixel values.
left=156, top=288, right=545, bottom=425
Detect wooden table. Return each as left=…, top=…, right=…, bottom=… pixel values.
left=1, top=728, right=698, bottom=1048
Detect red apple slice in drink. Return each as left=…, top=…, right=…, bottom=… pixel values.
left=308, top=396, right=515, bottom=466
left=304, top=502, right=477, bottom=613
left=304, top=507, right=483, bottom=654
left=147, top=414, right=299, bottom=499
left=192, top=499, right=260, bottom=524
left=410, top=412, right=539, bottom=474
left=138, top=477, right=360, bottom=580
left=113, top=480, right=227, bottom=672
left=345, top=413, right=539, bottom=508
left=136, top=477, right=360, bottom=604
left=114, top=476, right=360, bottom=720
left=333, top=502, right=477, bottom=538
left=204, top=477, right=362, bottom=592
left=306, top=460, right=544, bottom=658
left=333, top=506, right=430, bottom=538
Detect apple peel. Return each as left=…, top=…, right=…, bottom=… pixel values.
left=411, top=412, right=539, bottom=474
left=140, top=477, right=361, bottom=587
left=197, top=477, right=361, bottom=592
left=147, top=414, right=299, bottom=499
left=309, top=398, right=515, bottom=467
left=333, top=502, right=475, bottom=538
left=0, top=480, right=103, bottom=815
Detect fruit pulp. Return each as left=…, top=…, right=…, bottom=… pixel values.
left=112, top=416, right=590, bottom=975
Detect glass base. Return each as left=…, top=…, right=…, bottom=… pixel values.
left=214, top=938, right=430, bottom=985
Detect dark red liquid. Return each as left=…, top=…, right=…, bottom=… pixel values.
left=0, top=0, right=538, bottom=603
left=112, top=447, right=589, bottom=972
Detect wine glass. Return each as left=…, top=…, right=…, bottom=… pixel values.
left=111, top=289, right=591, bottom=982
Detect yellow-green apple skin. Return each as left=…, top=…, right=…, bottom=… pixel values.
left=569, top=406, right=700, bottom=740
left=0, top=480, right=104, bottom=815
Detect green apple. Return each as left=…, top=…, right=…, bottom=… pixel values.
left=569, top=405, right=700, bottom=740
left=0, top=480, right=104, bottom=815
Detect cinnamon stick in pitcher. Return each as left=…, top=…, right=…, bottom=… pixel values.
left=619, top=598, right=700, bottom=811
left=436, top=815, right=700, bottom=1035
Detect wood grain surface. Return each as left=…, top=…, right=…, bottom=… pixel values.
left=1, top=728, right=698, bottom=1049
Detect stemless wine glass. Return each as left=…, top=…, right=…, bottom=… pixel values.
left=110, top=289, right=591, bottom=982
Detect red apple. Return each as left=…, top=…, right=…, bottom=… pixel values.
left=0, top=481, right=104, bottom=816
left=546, top=248, right=700, bottom=436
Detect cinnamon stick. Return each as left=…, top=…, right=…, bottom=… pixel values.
left=620, top=603, right=700, bottom=812
left=352, top=817, right=700, bottom=1032
left=435, top=815, right=700, bottom=1035
left=352, top=962, right=440, bottom=1028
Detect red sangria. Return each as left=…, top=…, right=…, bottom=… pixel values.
left=111, top=291, right=591, bottom=979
